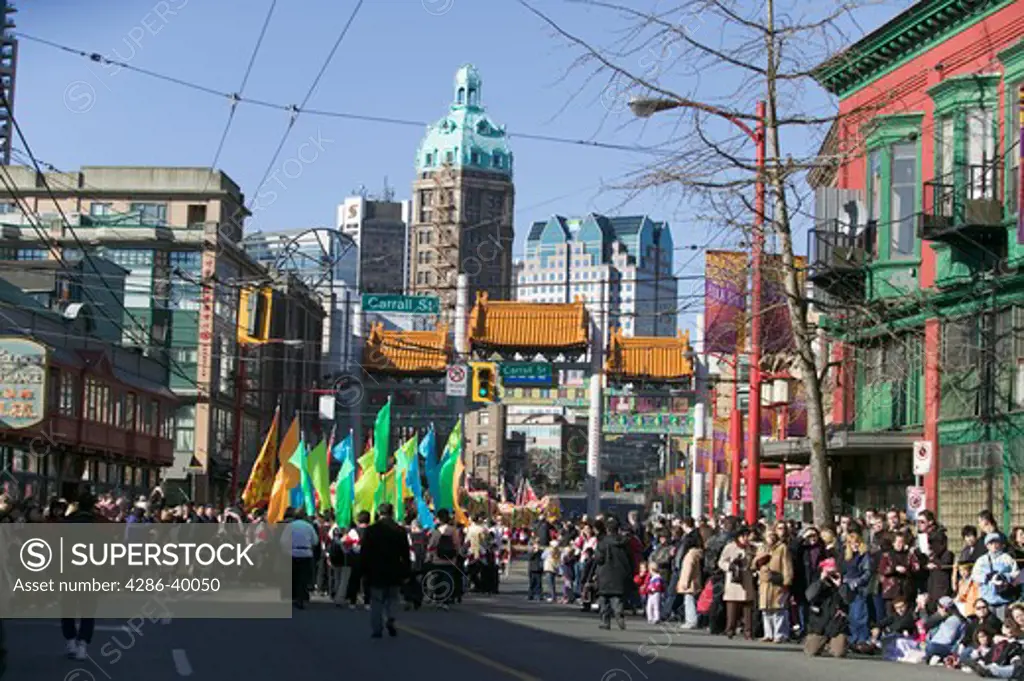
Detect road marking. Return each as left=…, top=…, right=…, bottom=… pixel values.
left=172, top=649, right=192, bottom=677
left=398, top=623, right=541, bottom=681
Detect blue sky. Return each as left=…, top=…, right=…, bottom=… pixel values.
left=15, top=0, right=908, bottom=329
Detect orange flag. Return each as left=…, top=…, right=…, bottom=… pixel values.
left=267, top=415, right=301, bottom=523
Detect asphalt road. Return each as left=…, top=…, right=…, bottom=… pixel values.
left=5, top=563, right=955, bottom=681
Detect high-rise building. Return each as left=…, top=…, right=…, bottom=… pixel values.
left=0, top=1, right=16, bottom=165
left=336, top=194, right=410, bottom=294
left=408, top=65, right=515, bottom=316
left=517, top=214, right=677, bottom=338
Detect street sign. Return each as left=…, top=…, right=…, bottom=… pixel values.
left=906, top=485, right=927, bottom=520
left=913, top=440, right=932, bottom=476
left=361, top=294, right=439, bottom=315
left=446, top=363, right=468, bottom=397
left=499, top=362, right=553, bottom=386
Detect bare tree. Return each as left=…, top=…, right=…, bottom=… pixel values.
left=516, top=0, right=912, bottom=526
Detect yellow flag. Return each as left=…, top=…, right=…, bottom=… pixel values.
left=277, top=416, right=301, bottom=488
left=453, top=454, right=468, bottom=525
left=242, top=408, right=279, bottom=509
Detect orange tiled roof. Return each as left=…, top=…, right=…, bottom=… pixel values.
left=468, top=291, right=589, bottom=349
left=605, top=327, right=694, bottom=380
left=363, top=323, right=450, bottom=373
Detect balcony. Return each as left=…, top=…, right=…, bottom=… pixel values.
left=919, top=164, right=1005, bottom=248
left=807, top=218, right=874, bottom=299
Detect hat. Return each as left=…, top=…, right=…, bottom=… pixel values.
left=938, top=596, right=955, bottom=609
left=819, top=558, right=838, bottom=573
left=985, top=532, right=1004, bottom=545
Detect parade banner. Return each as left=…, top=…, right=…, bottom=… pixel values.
left=695, top=438, right=712, bottom=472
left=712, top=416, right=730, bottom=474
left=762, top=254, right=807, bottom=354
left=704, top=251, right=747, bottom=354
left=761, top=407, right=776, bottom=439
left=788, top=380, right=808, bottom=437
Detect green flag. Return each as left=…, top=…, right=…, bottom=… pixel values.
left=373, top=399, right=392, bottom=473
left=437, top=421, right=462, bottom=511
left=393, top=436, right=417, bottom=523
left=374, top=470, right=392, bottom=515
left=288, top=437, right=315, bottom=516
left=306, top=439, right=331, bottom=513
left=353, top=448, right=379, bottom=517
left=333, top=457, right=355, bottom=528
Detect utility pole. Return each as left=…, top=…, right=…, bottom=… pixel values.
left=586, top=310, right=603, bottom=518
left=744, top=100, right=767, bottom=526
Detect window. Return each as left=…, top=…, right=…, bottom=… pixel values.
left=174, top=406, right=195, bottom=453
left=942, top=315, right=981, bottom=419
left=125, top=393, right=136, bottom=431
left=966, top=107, right=996, bottom=199
left=418, top=190, right=433, bottom=223
left=890, top=143, right=917, bottom=258
left=59, top=372, right=76, bottom=416
left=471, top=151, right=479, bottom=165
left=478, top=410, right=490, bottom=426
left=474, top=454, right=489, bottom=470
left=492, top=152, right=502, bottom=169
left=130, top=203, right=167, bottom=225
left=90, top=202, right=112, bottom=216
left=17, top=248, right=47, bottom=261
left=187, top=204, right=207, bottom=226
left=425, top=153, right=434, bottom=166
left=0, top=202, right=15, bottom=214
left=868, top=150, right=882, bottom=223
left=477, top=432, right=489, bottom=447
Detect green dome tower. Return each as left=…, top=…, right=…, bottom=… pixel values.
left=408, top=65, right=516, bottom=312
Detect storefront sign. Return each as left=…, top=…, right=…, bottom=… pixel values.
left=500, top=386, right=588, bottom=407
left=0, top=337, right=49, bottom=429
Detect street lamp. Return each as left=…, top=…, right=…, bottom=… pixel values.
left=230, top=337, right=308, bottom=502
left=629, top=95, right=766, bottom=526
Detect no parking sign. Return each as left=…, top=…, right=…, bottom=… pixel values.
left=906, top=485, right=927, bottom=520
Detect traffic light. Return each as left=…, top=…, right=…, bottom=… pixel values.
left=471, top=362, right=498, bottom=403
left=238, top=286, right=273, bottom=344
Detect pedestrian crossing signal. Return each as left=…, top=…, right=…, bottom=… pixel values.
left=471, top=363, right=497, bottom=403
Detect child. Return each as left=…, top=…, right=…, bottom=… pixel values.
left=579, top=547, right=598, bottom=612
left=542, top=541, right=560, bottom=602
left=645, top=561, right=665, bottom=624
left=526, top=540, right=544, bottom=601
left=954, top=562, right=978, bottom=618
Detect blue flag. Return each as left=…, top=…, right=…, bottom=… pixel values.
left=408, top=435, right=434, bottom=530
left=288, top=436, right=315, bottom=517
left=332, top=430, right=353, bottom=464
left=421, top=425, right=442, bottom=510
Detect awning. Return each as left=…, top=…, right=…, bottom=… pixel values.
left=762, top=428, right=921, bottom=464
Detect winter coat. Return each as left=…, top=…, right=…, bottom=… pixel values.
left=361, top=517, right=412, bottom=588
left=677, top=547, right=703, bottom=595
left=842, top=549, right=872, bottom=596
left=757, top=541, right=793, bottom=610
left=877, top=548, right=918, bottom=601
left=805, top=577, right=853, bottom=638
left=792, top=541, right=828, bottom=604
left=596, top=534, right=636, bottom=596
left=718, top=541, right=756, bottom=602
left=704, top=530, right=730, bottom=575
left=918, top=548, right=954, bottom=604
left=527, top=548, right=544, bottom=574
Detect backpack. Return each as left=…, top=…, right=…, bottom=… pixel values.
left=329, top=538, right=346, bottom=567
left=436, top=533, right=457, bottom=560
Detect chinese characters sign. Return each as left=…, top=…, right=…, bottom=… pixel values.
left=0, top=337, right=48, bottom=429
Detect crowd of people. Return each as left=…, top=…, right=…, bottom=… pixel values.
left=4, top=487, right=1024, bottom=679
left=521, top=506, right=1024, bottom=676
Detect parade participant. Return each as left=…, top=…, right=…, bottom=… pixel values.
left=596, top=517, right=635, bottom=631
left=427, top=509, right=462, bottom=610
left=61, top=490, right=100, bottom=661
left=285, top=508, right=318, bottom=610
left=343, top=511, right=373, bottom=609
left=361, top=503, right=411, bottom=639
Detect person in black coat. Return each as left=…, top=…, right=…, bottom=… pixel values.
left=61, top=490, right=101, bottom=660
left=596, top=516, right=636, bottom=631
left=526, top=539, right=544, bottom=600
left=804, top=557, right=854, bottom=658
left=361, top=504, right=412, bottom=638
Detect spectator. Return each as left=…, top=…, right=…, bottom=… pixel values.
left=804, top=557, right=852, bottom=658
left=972, top=533, right=1020, bottom=619
left=719, top=526, right=756, bottom=640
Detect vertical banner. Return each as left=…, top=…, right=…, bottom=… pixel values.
left=712, top=416, right=730, bottom=474
left=696, top=438, right=711, bottom=473
left=761, top=406, right=776, bottom=439
left=762, top=254, right=807, bottom=354
left=193, top=247, right=218, bottom=473
left=787, top=380, right=808, bottom=437
left=704, top=251, right=748, bottom=354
